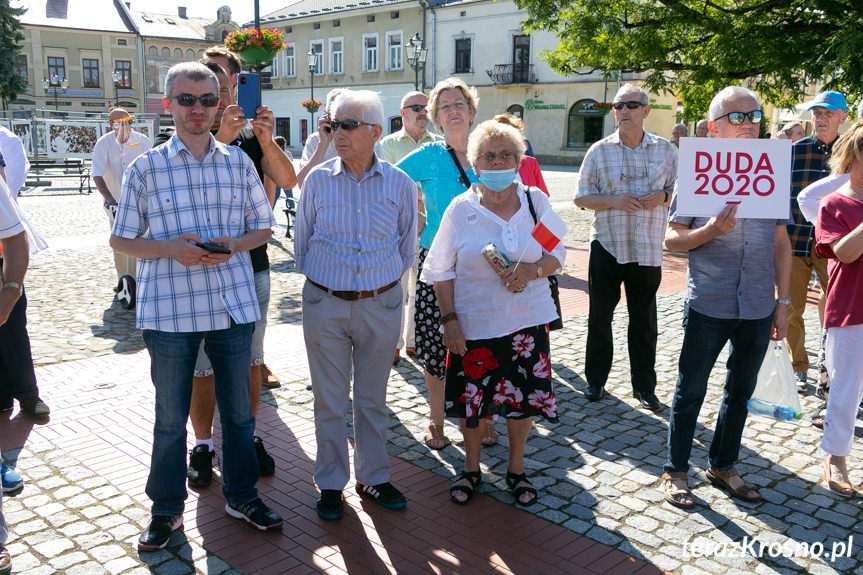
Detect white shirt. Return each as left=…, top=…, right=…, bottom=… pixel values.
left=92, top=130, right=152, bottom=202
left=300, top=131, right=338, bottom=165
left=798, top=173, right=850, bottom=223
left=421, top=184, right=566, bottom=340
left=0, top=126, right=30, bottom=196
left=0, top=178, right=24, bottom=240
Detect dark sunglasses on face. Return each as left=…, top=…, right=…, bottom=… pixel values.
left=170, top=93, right=220, bottom=108
left=716, top=110, right=763, bottom=125
left=403, top=104, right=426, bottom=113
left=329, top=119, right=376, bottom=131
left=612, top=101, right=644, bottom=110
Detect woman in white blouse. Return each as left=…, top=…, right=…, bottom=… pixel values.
left=422, top=121, right=566, bottom=506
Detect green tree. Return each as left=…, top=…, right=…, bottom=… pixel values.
left=515, top=0, right=863, bottom=120
left=0, top=0, right=27, bottom=104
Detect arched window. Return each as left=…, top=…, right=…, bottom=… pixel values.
left=507, top=104, right=524, bottom=119
left=389, top=116, right=402, bottom=134
left=160, top=47, right=171, bottom=59
left=567, top=99, right=605, bottom=148
left=186, top=49, right=195, bottom=59
left=173, top=48, right=183, bottom=60
left=148, top=46, right=158, bottom=58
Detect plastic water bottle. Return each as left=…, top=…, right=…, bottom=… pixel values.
left=747, top=398, right=802, bottom=421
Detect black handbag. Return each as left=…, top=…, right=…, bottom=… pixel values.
left=524, top=188, right=564, bottom=331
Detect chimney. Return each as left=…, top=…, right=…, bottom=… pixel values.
left=178, top=6, right=187, bottom=19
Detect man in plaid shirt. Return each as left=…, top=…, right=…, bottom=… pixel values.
left=574, top=83, right=677, bottom=412
left=110, top=62, right=282, bottom=550
left=787, top=91, right=848, bottom=388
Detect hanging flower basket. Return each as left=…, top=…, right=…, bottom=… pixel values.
left=302, top=98, right=323, bottom=114
left=593, top=102, right=614, bottom=115
left=225, top=27, right=284, bottom=67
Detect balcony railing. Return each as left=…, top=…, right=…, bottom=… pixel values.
left=486, top=64, right=536, bottom=85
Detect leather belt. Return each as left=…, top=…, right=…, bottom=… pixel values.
left=308, top=279, right=399, bottom=302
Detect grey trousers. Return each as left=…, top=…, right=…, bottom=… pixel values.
left=302, top=279, right=402, bottom=490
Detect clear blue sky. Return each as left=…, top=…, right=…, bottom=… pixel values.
left=126, top=0, right=291, bottom=27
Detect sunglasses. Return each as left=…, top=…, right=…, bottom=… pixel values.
left=170, top=93, right=220, bottom=108
left=328, top=119, right=376, bottom=131
left=716, top=110, right=763, bottom=125
left=403, top=104, right=426, bottom=113
left=612, top=101, right=644, bottom=110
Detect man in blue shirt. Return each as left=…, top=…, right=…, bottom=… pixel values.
left=110, top=62, right=282, bottom=550
left=662, top=86, right=791, bottom=509
left=295, top=90, right=417, bottom=521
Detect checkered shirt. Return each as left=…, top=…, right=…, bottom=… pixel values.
left=788, top=135, right=834, bottom=257
left=575, top=130, right=677, bottom=267
left=112, top=133, right=275, bottom=332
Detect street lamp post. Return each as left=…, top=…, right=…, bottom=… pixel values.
left=307, top=50, right=318, bottom=129
left=112, top=70, right=121, bottom=107
left=404, top=33, right=428, bottom=91
left=41, top=74, right=68, bottom=111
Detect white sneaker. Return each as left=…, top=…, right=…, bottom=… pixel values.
left=794, top=370, right=808, bottom=390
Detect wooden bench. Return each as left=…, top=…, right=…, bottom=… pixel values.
left=24, top=158, right=91, bottom=194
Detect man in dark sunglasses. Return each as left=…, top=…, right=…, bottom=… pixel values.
left=295, top=89, right=417, bottom=521
left=378, top=91, right=444, bottom=364
left=573, top=83, right=677, bottom=412
left=109, top=62, right=284, bottom=549
left=663, top=85, right=791, bottom=509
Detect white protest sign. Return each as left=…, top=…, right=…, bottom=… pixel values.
left=677, top=137, right=792, bottom=219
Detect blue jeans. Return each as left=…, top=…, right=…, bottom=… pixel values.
left=665, top=306, right=772, bottom=474
left=142, top=321, right=257, bottom=516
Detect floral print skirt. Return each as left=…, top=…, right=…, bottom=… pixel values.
left=444, top=324, right=559, bottom=428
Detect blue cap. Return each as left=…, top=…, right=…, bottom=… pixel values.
left=800, top=91, right=847, bottom=111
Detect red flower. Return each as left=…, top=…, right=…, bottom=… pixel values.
left=460, top=383, right=482, bottom=419
left=462, top=348, right=499, bottom=379
left=493, top=378, right=523, bottom=407
left=528, top=390, right=557, bottom=417
left=532, top=353, right=550, bottom=379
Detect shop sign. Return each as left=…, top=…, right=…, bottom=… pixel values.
left=524, top=99, right=566, bottom=111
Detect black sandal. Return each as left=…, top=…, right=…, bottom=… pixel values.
left=505, top=471, right=538, bottom=506
left=450, top=470, right=481, bottom=505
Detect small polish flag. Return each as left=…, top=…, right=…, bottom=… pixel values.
left=531, top=209, right=569, bottom=252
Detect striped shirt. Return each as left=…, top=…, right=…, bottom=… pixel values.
left=575, top=130, right=677, bottom=267
left=112, top=133, right=275, bottom=332
left=788, top=135, right=834, bottom=256
left=294, top=156, right=417, bottom=291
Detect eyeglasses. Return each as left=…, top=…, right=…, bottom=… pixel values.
left=479, top=150, right=514, bottom=162
left=328, top=119, right=376, bottom=131
left=439, top=101, right=468, bottom=113
left=170, top=93, right=220, bottom=108
left=403, top=104, right=426, bottom=113
left=716, top=110, right=763, bottom=125
left=612, top=101, right=644, bottom=110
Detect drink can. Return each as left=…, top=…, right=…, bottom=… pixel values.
left=481, top=242, right=523, bottom=292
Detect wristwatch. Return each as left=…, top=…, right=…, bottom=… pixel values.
left=1, top=281, right=23, bottom=297
left=775, top=297, right=791, bottom=307
left=536, top=263, right=543, bottom=278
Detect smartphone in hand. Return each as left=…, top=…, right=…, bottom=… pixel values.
left=194, top=241, right=232, bottom=255
left=237, top=73, right=261, bottom=120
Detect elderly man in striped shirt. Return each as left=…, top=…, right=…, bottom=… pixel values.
left=295, top=89, right=417, bottom=521
left=110, top=62, right=282, bottom=550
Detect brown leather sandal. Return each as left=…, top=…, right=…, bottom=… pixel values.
left=706, top=468, right=762, bottom=502
left=823, top=459, right=854, bottom=498
left=423, top=422, right=449, bottom=450
left=662, top=472, right=695, bottom=509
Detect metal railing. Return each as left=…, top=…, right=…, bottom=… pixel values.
left=486, top=64, right=536, bottom=85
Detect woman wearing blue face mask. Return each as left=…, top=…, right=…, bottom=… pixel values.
left=421, top=120, right=566, bottom=506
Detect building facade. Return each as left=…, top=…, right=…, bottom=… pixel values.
left=257, top=0, right=425, bottom=155
left=11, top=0, right=141, bottom=114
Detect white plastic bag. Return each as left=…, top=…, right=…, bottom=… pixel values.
left=752, top=341, right=802, bottom=412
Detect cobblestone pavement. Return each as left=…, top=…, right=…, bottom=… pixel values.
left=4, top=171, right=862, bottom=574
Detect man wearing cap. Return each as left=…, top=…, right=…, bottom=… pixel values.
left=786, top=91, right=848, bottom=390
left=92, top=107, right=152, bottom=303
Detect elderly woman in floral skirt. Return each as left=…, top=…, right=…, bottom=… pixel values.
left=422, top=120, right=565, bottom=506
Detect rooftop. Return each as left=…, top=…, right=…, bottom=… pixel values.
left=254, top=0, right=415, bottom=24
left=15, top=0, right=134, bottom=33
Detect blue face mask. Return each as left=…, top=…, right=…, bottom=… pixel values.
left=479, top=169, right=516, bottom=192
